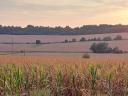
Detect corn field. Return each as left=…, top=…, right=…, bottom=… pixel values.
left=0, top=61, right=128, bottom=96
left=0, top=55, right=127, bottom=96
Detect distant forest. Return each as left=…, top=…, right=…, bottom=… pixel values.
left=0, top=24, right=128, bottom=35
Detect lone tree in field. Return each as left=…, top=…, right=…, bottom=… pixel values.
left=90, top=42, right=112, bottom=53
left=36, top=40, right=41, bottom=44
left=90, top=42, right=124, bottom=53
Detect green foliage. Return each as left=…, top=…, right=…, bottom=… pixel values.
left=0, top=24, right=128, bottom=35
left=90, top=42, right=124, bottom=53
left=88, top=65, right=97, bottom=91
left=31, top=89, right=51, bottom=96
left=90, top=42, right=110, bottom=53
left=107, top=72, right=113, bottom=96
left=0, top=63, right=127, bottom=96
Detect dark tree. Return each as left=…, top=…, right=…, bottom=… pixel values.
left=36, top=40, right=41, bottom=44
left=114, top=35, right=122, bottom=40
left=80, top=37, right=86, bottom=41
left=90, top=42, right=124, bottom=53
left=97, top=37, right=101, bottom=41
left=90, top=42, right=111, bottom=53
left=72, top=38, right=77, bottom=42
left=103, top=36, right=112, bottom=41
left=0, top=24, right=128, bottom=35
left=64, top=39, right=69, bottom=43
left=112, top=47, right=123, bottom=54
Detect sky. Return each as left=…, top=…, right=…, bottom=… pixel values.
left=0, top=0, right=128, bottom=27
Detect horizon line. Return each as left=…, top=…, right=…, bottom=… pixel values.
left=0, top=23, right=127, bottom=28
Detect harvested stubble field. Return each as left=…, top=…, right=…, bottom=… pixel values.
left=0, top=55, right=128, bottom=96
left=0, top=33, right=128, bottom=53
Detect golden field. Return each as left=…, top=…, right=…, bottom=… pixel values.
left=0, top=55, right=128, bottom=96
left=0, top=55, right=128, bottom=65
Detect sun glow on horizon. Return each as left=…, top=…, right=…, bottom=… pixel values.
left=0, top=0, right=128, bottom=26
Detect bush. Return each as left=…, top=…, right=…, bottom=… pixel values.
left=80, top=37, right=86, bottom=42
left=82, top=53, right=90, bottom=59
left=72, top=38, right=77, bottom=42
left=87, top=37, right=101, bottom=41
left=103, top=36, right=112, bottom=41
left=97, top=37, right=101, bottom=41
left=20, top=50, right=25, bottom=53
left=112, top=47, right=123, bottom=54
left=36, top=40, right=41, bottom=44
left=114, top=35, right=122, bottom=40
left=64, top=39, right=69, bottom=43
left=89, top=38, right=97, bottom=41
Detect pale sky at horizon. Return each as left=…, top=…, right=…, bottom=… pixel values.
left=0, top=0, right=128, bottom=27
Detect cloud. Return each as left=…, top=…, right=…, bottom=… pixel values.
left=0, top=0, right=127, bottom=20
left=0, top=0, right=87, bottom=12
left=89, top=0, right=128, bottom=8
left=0, top=0, right=128, bottom=26
left=1, top=0, right=127, bottom=12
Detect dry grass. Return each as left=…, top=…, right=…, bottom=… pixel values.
left=0, top=33, right=128, bottom=52
left=0, top=33, right=128, bottom=43
left=0, top=55, right=127, bottom=65
left=0, top=55, right=128, bottom=95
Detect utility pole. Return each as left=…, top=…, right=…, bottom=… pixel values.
left=11, top=35, right=14, bottom=54
left=24, top=49, right=26, bottom=56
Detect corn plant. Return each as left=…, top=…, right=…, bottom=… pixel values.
left=88, top=65, right=97, bottom=95
left=107, top=72, right=113, bottom=96
left=30, top=88, right=51, bottom=96
left=55, top=70, right=63, bottom=96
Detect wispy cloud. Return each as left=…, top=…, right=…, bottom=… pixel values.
left=1, top=0, right=128, bottom=12
left=0, top=0, right=128, bottom=26
left=0, top=0, right=87, bottom=12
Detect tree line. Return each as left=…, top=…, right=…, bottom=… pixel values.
left=63, top=35, right=123, bottom=43
left=0, top=24, right=128, bottom=35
